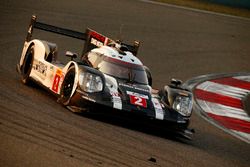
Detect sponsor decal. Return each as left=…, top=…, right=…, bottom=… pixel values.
left=104, top=74, right=122, bottom=110
left=119, top=83, right=150, bottom=93
left=126, top=91, right=149, bottom=99
left=111, top=92, right=120, bottom=97
left=152, top=97, right=164, bottom=120
left=34, top=61, right=47, bottom=76
left=89, top=31, right=111, bottom=46
left=90, top=38, right=104, bottom=47
left=90, top=31, right=106, bottom=43
left=52, top=69, right=63, bottom=92
left=111, top=88, right=122, bottom=110
left=112, top=96, right=122, bottom=110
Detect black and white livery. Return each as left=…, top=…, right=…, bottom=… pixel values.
left=17, top=15, right=194, bottom=139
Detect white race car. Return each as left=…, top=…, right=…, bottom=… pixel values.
left=17, top=15, right=194, bottom=139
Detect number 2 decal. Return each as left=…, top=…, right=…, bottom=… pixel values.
left=129, top=95, right=147, bottom=108
left=134, top=96, right=143, bottom=106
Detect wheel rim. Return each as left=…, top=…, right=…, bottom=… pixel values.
left=62, top=72, right=75, bottom=99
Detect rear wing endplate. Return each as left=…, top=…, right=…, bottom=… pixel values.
left=26, top=15, right=140, bottom=56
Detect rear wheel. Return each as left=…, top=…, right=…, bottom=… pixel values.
left=21, top=45, right=34, bottom=84
left=59, top=66, right=76, bottom=106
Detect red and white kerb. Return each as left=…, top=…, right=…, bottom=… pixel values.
left=194, top=76, right=250, bottom=143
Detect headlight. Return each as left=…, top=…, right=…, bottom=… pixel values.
left=173, top=96, right=193, bottom=116
left=79, top=72, right=103, bottom=93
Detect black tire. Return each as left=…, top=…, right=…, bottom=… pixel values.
left=21, top=45, right=34, bottom=84
left=59, top=66, right=76, bottom=106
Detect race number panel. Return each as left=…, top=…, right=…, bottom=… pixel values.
left=127, top=91, right=148, bottom=108
left=129, top=95, right=147, bottom=108
left=52, top=69, right=62, bottom=92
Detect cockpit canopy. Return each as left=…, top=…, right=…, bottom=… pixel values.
left=82, top=49, right=148, bottom=85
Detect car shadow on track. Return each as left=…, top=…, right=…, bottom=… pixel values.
left=21, top=80, right=192, bottom=145
left=75, top=109, right=193, bottom=145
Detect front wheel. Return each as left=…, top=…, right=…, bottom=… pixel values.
left=59, top=66, right=76, bottom=106
left=21, top=45, right=34, bottom=84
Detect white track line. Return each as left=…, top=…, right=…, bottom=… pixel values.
left=139, top=0, right=250, bottom=21
left=232, top=130, right=250, bottom=141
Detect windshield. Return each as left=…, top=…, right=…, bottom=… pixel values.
left=97, top=58, right=148, bottom=85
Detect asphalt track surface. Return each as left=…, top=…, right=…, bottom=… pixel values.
left=0, top=0, right=250, bottom=166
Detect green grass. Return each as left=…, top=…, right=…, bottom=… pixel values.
left=155, top=0, right=250, bottom=18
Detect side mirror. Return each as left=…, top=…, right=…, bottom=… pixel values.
left=66, top=51, right=78, bottom=60
left=170, top=78, right=182, bottom=87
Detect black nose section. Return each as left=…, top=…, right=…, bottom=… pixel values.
left=118, top=83, right=151, bottom=109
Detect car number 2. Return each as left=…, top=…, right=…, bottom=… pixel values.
left=130, top=95, right=147, bottom=108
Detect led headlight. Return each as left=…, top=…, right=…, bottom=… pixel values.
left=79, top=72, right=103, bottom=93
left=173, top=96, right=193, bottom=116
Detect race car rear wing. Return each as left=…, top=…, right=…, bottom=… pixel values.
left=26, top=15, right=140, bottom=56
